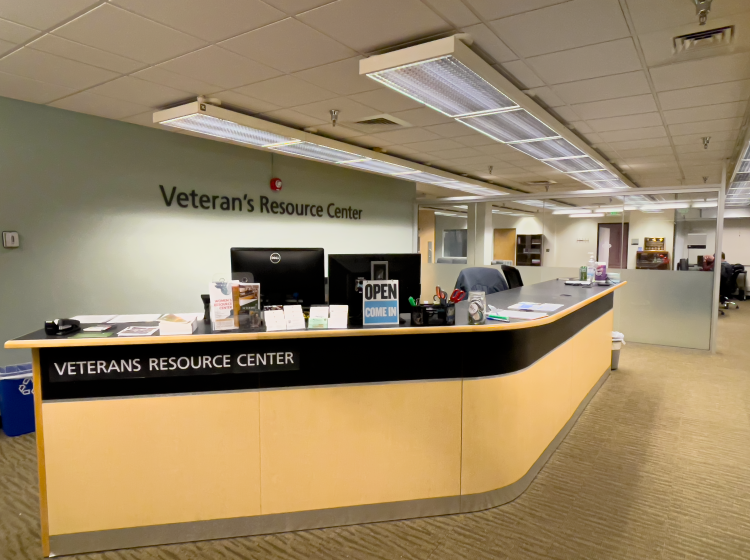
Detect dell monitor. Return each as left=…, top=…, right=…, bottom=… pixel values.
left=231, top=248, right=325, bottom=308
left=328, top=253, right=421, bottom=325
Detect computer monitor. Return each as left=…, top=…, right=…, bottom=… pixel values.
left=328, top=253, right=421, bottom=324
left=231, top=248, right=325, bottom=307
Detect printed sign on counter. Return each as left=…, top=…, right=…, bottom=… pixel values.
left=362, top=280, right=399, bottom=326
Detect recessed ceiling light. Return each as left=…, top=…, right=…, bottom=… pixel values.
left=570, top=213, right=605, bottom=218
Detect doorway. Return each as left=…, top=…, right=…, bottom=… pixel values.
left=493, top=228, right=516, bottom=263
left=598, top=223, right=629, bottom=269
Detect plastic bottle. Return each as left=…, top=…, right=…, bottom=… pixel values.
left=587, top=253, right=596, bottom=281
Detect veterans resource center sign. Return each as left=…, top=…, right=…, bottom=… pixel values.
left=159, top=185, right=364, bottom=221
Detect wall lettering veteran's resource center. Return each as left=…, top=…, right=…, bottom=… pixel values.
left=159, top=186, right=363, bottom=220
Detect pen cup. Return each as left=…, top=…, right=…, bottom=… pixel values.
left=410, top=303, right=455, bottom=326
left=467, top=291, right=486, bottom=325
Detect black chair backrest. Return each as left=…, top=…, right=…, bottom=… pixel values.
left=454, top=267, right=508, bottom=300
left=501, top=265, right=524, bottom=289
left=719, top=262, right=735, bottom=297
left=677, top=258, right=689, bottom=271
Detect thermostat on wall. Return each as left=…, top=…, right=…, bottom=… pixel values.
left=2, top=231, right=19, bottom=248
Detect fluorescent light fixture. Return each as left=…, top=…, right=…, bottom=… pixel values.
left=570, top=213, right=604, bottom=218
left=515, top=199, right=568, bottom=210
left=734, top=172, right=750, bottom=182
left=434, top=211, right=467, bottom=217
left=542, top=156, right=604, bottom=173
left=639, top=202, right=690, bottom=210
left=360, top=36, right=632, bottom=193
left=566, top=170, right=618, bottom=182
left=366, top=56, right=517, bottom=118
left=412, top=172, right=465, bottom=184
left=692, top=201, right=718, bottom=208
left=161, top=113, right=300, bottom=148
left=270, top=141, right=364, bottom=163
left=457, top=109, right=558, bottom=144
left=441, top=181, right=503, bottom=196
left=341, top=159, right=417, bottom=174
left=738, top=161, right=750, bottom=173
left=582, top=179, right=630, bottom=190
left=552, top=208, right=592, bottom=215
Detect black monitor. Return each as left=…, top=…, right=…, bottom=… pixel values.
left=328, top=253, right=421, bottom=324
left=231, top=248, right=325, bottom=307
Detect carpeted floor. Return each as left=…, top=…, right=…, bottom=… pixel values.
left=2, top=308, right=750, bottom=560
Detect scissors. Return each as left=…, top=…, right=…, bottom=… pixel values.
left=449, top=289, right=465, bottom=303
left=434, top=286, right=447, bottom=305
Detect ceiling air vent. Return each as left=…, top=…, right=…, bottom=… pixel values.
left=348, top=114, right=412, bottom=133
left=674, top=26, right=733, bottom=56
left=355, top=117, right=401, bottom=125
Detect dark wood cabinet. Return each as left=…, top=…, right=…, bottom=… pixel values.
left=516, top=234, right=542, bottom=266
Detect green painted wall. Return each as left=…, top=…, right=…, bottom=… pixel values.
left=0, top=97, right=415, bottom=365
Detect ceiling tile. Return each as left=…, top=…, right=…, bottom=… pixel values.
left=261, top=0, right=335, bottom=15
left=133, top=67, right=221, bottom=96
left=423, top=122, right=478, bottom=138
left=663, top=101, right=746, bottom=125
left=598, top=125, right=667, bottom=142
left=220, top=18, right=355, bottom=73
left=671, top=130, right=739, bottom=145
left=235, top=75, right=336, bottom=108
left=428, top=147, right=482, bottom=159
left=550, top=106, right=578, bottom=122
left=613, top=145, right=675, bottom=158
left=527, top=38, right=641, bottom=85
left=157, top=46, right=281, bottom=90
left=657, top=80, right=750, bottom=111
left=310, top=123, right=363, bottom=139
left=390, top=107, right=453, bottom=126
left=367, top=128, right=442, bottom=144
left=88, top=76, right=191, bottom=108
left=349, top=87, right=423, bottom=112
left=112, top=0, right=284, bottom=42
left=453, top=133, right=497, bottom=147
left=400, top=138, right=464, bottom=152
left=0, top=17, right=37, bottom=43
left=524, top=86, right=565, bottom=107
left=500, top=60, right=544, bottom=88
left=259, top=108, right=327, bottom=128
left=212, top=90, right=280, bottom=114
left=569, top=121, right=592, bottom=133
left=552, top=71, right=651, bottom=105
left=650, top=52, right=750, bottom=92
left=423, top=0, right=480, bottom=27
left=606, top=137, right=671, bottom=150
left=0, top=37, right=12, bottom=54
left=461, top=23, right=516, bottom=64
left=0, top=69, right=75, bottom=103
left=0, top=47, right=117, bottom=89
left=49, top=91, right=149, bottom=119
left=297, top=0, right=449, bottom=52
left=674, top=140, right=733, bottom=154
left=574, top=95, right=659, bottom=122
left=294, top=57, right=378, bottom=95
left=490, top=0, right=629, bottom=58
left=28, top=34, right=145, bottom=73
left=53, top=4, right=206, bottom=64
left=465, top=0, right=569, bottom=20
left=668, top=117, right=742, bottom=137
left=292, top=96, right=377, bottom=124
left=0, top=0, right=98, bottom=30
left=348, top=134, right=395, bottom=148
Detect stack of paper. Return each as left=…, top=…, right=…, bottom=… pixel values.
left=508, top=302, right=564, bottom=312
left=159, top=313, right=200, bottom=335
left=108, top=314, right=162, bottom=323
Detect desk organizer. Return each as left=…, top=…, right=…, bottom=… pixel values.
left=410, top=303, right=456, bottom=326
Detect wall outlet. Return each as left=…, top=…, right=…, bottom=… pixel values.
left=2, top=231, right=19, bottom=248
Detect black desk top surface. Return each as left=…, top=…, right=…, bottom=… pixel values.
left=7, top=280, right=624, bottom=348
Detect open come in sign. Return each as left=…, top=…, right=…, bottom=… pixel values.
left=362, top=280, right=399, bottom=326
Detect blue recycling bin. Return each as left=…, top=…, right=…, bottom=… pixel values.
left=0, top=363, right=35, bottom=437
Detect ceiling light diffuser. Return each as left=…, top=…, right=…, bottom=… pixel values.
left=566, top=170, right=618, bottom=182
left=692, top=201, right=718, bottom=208
left=543, top=156, right=604, bottom=173
left=509, top=138, right=585, bottom=160
left=161, top=113, right=299, bottom=148
left=270, top=142, right=363, bottom=163
left=367, top=56, right=517, bottom=118
left=341, top=159, right=417, bottom=174
left=458, top=109, right=558, bottom=144
left=582, top=179, right=630, bottom=190
left=570, top=213, right=605, bottom=218
left=552, top=208, right=592, bottom=215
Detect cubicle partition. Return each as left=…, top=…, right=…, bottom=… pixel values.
left=419, top=185, right=724, bottom=351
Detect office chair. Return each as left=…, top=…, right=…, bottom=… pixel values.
left=454, top=267, right=508, bottom=301
left=677, top=258, right=689, bottom=271
left=501, top=265, right=524, bottom=289
left=719, top=262, right=742, bottom=312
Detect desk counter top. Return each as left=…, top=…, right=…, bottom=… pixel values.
left=6, top=281, right=624, bottom=349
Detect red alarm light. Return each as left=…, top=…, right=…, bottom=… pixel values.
left=270, top=178, right=283, bottom=191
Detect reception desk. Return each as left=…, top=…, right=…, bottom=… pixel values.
left=6, top=280, right=624, bottom=557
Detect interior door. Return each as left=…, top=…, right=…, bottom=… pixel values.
left=598, top=223, right=629, bottom=269
left=493, top=228, right=516, bottom=263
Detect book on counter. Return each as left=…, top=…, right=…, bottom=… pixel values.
left=159, top=313, right=200, bottom=335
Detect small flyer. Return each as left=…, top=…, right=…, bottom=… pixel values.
left=328, top=305, right=348, bottom=329
left=264, top=306, right=286, bottom=332
left=362, top=280, right=399, bottom=326
left=283, top=305, right=306, bottom=330
left=308, top=306, right=329, bottom=329
left=238, top=282, right=262, bottom=328
left=209, top=279, right=237, bottom=331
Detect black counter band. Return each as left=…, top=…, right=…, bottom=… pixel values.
left=39, top=293, right=612, bottom=401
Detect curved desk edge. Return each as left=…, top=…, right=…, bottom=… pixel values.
left=6, top=282, right=626, bottom=349
left=47, top=366, right=610, bottom=557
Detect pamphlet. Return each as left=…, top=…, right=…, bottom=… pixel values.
left=531, top=303, right=564, bottom=312
left=264, top=307, right=286, bottom=332
left=491, top=310, right=548, bottom=320
left=329, top=305, right=349, bottom=329
left=159, top=313, right=199, bottom=335
left=308, top=317, right=328, bottom=329
left=283, top=305, right=306, bottom=330
left=117, top=326, right=159, bottom=337
left=508, top=302, right=539, bottom=310
left=72, top=332, right=114, bottom=339
left=209, top=279, right=237, bottom=331
left=238, top=282, right=262, bottom=328
left=83, top=325, right=114, bottom=332
left=108, top=314, right=162, bottom=323
left=72, top=315, right=116, bottom=324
